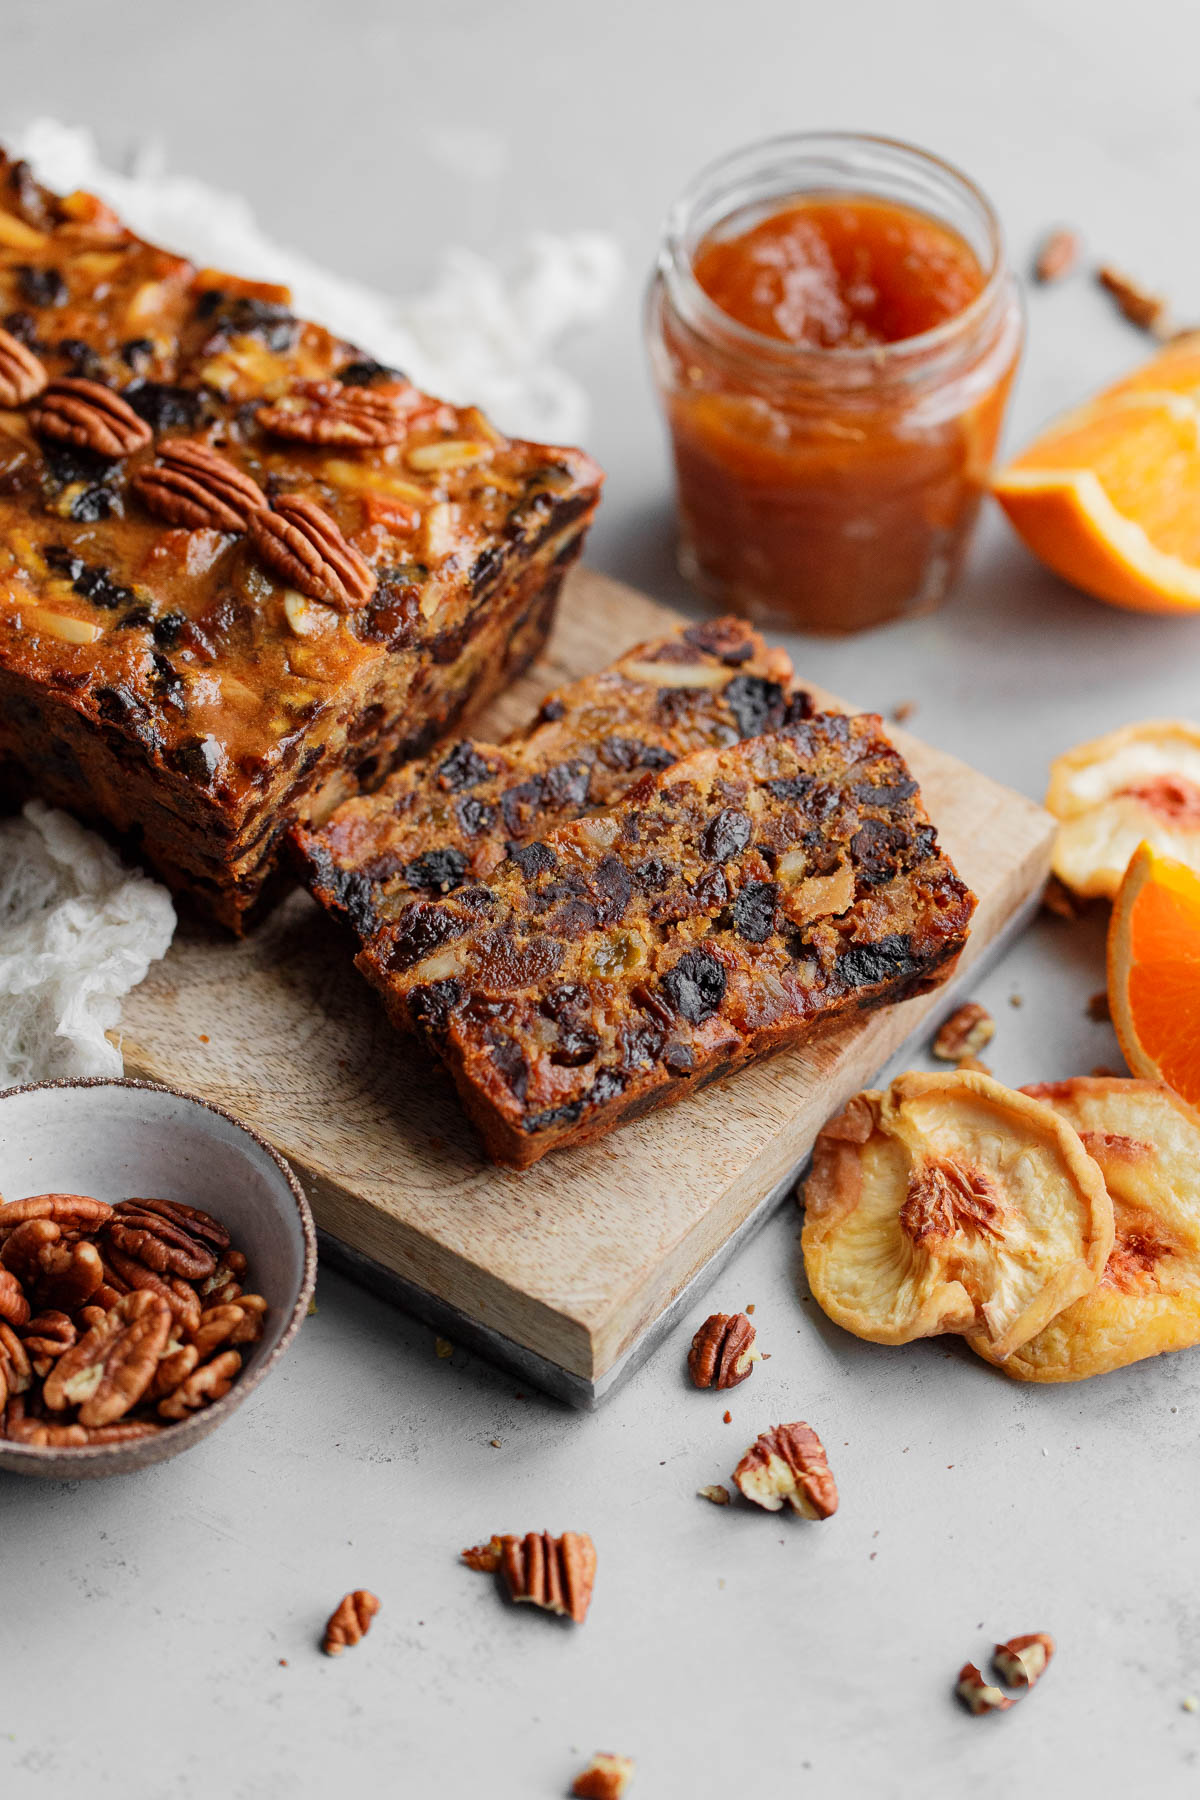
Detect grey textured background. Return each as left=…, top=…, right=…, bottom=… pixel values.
left=5, top=2, right=1200, bottom=1795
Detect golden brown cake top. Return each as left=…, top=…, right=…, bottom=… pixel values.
left=0, top=152, right=602, bottom=810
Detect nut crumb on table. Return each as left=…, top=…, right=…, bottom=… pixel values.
left=572, top=1752, right=635, bottom=1798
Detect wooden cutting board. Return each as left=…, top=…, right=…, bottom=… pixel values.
left=119, top=568, right=1054, bottom=1404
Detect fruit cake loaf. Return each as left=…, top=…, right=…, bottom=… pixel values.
left=362, top=715, right=976, bottom=1167
left=294, top=615, right=808, bottom=947
left=0, top=151, right=602, bottom=929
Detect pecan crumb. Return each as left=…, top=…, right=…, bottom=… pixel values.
left=321, top=1589, right=380, bottom=1656
left=435, top=1336, right=454, bottom=1358
left=697, top=1484, right=731, bottom=1506
left=722, top=1409, right=732, bottom=1424
left=892, top=701, right=917, bottom=725
left=1033, top=227, right=1081, bottom=284
left=1086, top=990, right=1111, bottom=1023
left=933, top=1001, right=995, bottom=1063
left=1091, top=1064, right=1124, bottom=1078
left=1097, top=265, right=1170, bottom=336
left=572, top=1752, right=635, bottom=1799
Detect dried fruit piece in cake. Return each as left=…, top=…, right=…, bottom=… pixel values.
left=294, top=617, right=803, bottom=946
left=0, top=150, right=602, bottom=931
left=973, top=1079, right=1200, bottom=1381
left=1047, top=720, right=1200, bottom=898
left=366, top=717, right=975, bottom=1166
left=802, top=1070, right=1113, bottom=1360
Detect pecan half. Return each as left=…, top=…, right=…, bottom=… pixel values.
left=108, top=1202, right=218, bottom=1280
left=0, top=1321, right=32, bottom=1410
left=35, top=1239, right=105, bottom=1312
left=257, top=379, right=417, bottom=446
left=0, top=1193, right=113, bottom=1235
left=572, top=1754, right=636, bottom=1799
left=132, top=439, right=268, bottom=532
left=6, top=1415, right=161, bottom=1447
left=156, top=1348, right=241, bottom=1419
left=249, top=494, right=375, bottom=609
left=994, top=1632, right=1054, bottom=1690
left=42, top=1289, right=171, bottom=1426
left=1097, top=266, right=1169, bottom=336
left=20, top=1311, right=75, bottom=1362
left=956, top=1662, right=1014, bottom=1715
left=0, top=1267, right=30, bottom=1328
left=463, top=1531, right=597, bottom=1624
left=29, top=377, right=153, bottom=456
left=322, top=1589, right=381, bottom=1655
left=687, top=1311, right=759, bottom=1389
left=732, top=1422, right=838, bottom=1519
left=0, top=324, right=47, bottom=406
left=933, top=1002, right=995, bottom=1063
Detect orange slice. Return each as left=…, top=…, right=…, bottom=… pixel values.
left=1108, top=843, right=1200, bottom=1101
left=993, top=338, right=1200, bottom=614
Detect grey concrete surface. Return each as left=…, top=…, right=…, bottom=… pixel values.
left=5, top=1, right=1200, bottom=1793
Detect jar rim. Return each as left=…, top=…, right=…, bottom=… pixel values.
left=659, top=130, right=1010, bottom=373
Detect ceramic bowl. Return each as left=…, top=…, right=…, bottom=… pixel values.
left=0, top=1077, right=316, bottom=1479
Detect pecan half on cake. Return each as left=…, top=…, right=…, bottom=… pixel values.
left=364, top=714, right=976, bottom=1166
left=0, top=152, right=601, bottom=930
left=294, top=615, right=806, bottom=954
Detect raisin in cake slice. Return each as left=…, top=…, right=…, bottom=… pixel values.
left=294, top=616, right=805, bottom=944
left=361, top=714, right=976, bottom=1168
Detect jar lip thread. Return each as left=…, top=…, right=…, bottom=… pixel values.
left=659, top=129, right=1011, bottom=376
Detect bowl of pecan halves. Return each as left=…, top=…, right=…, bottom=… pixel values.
left=0, top=1077, right=316, bottom=1477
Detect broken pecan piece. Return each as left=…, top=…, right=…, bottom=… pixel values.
left=42, top=1289, right=171, bottom=1426
left=572, top=1753, right=636, bottom=1799
left=29, top=377, right=153, bottom=456
left=322, top=1589, right=381, bottom=1655
left=131, top=439, right=268, bottom=532
left=249, top=494, right=375, bottom=609
left=687, top=1312, right=760, bottom=1389
left=257, top=379, right=417, bottom=446
left=732, top=1422, right=838, bottom=1519
left=462, top=1531, right=597, bottom=1623
left=0, top=1266, right=30, bottom=1328
left=156, top=1348, right=241, bottom=1419
left=956, top=1662, right=1014, bottom=1714
left=0, top=323, right=47, bottom=406
left=994, top=1632, right=1054, bottom=1690
left=1033, top=227, right=1081, bottom=285
left=32, top=1238, right=105, bottom=1312
left=932, top=1002, right=995, bottom=1063
left=1096, top=265, right=1169, bottom=336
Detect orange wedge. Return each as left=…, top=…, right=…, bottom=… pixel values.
left=993, top=335, right=1200, bottom=614
left=1108, top=843, right=1200, bottom=1102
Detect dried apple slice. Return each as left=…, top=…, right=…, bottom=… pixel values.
left=801, top=1070, right=1113, bottom=1360
left=974, top=1078, right=1200, bottom=1382
left=1047, top=719, right=1200, bottom=899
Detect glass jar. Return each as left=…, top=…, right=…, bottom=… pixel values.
left=646, top=132, right=1023, bottom=635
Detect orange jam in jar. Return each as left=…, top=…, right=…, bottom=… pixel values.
left=647, top=135, right=1023, bottom=634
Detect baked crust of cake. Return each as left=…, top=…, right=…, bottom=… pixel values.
left=362, top=715, right=977, bottom=1167
left=0, top=152, right=602, bottom=928
left=295, top=616, right=808, bottom=948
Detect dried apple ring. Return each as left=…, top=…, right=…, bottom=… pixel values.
left=974, top=1078, right=1200, bottom=1382
left=1047, top=719, right=1200, bottom=899
left=801, top=1070, right=1113, bottom=1360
